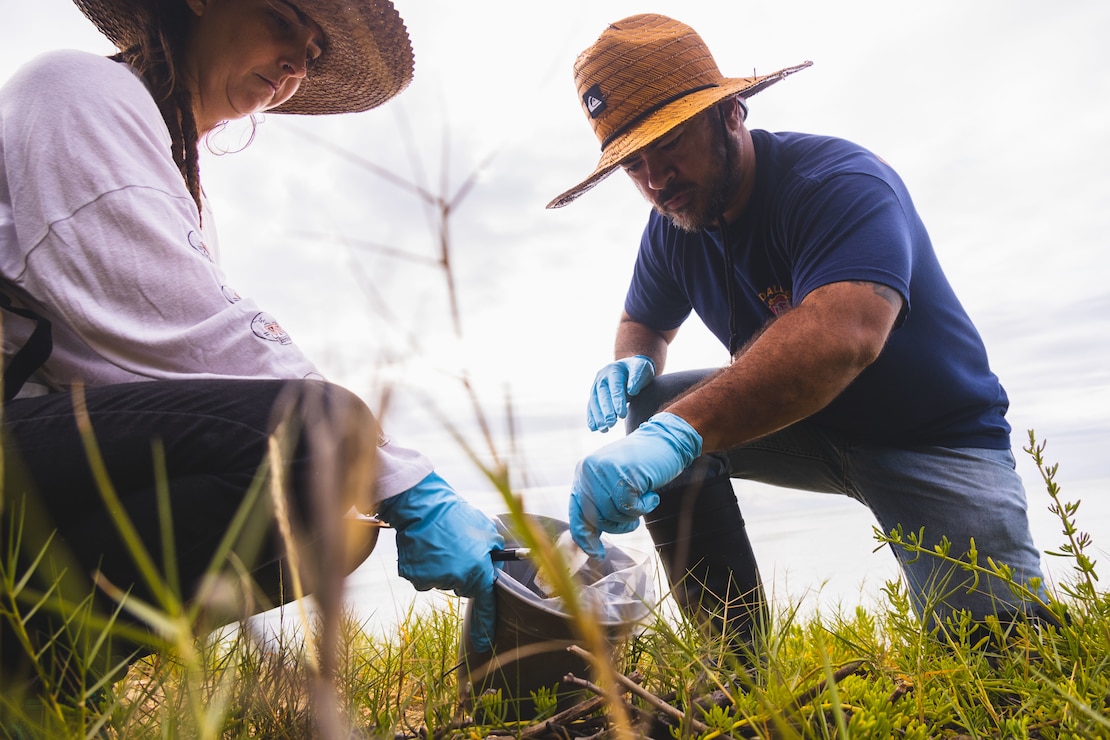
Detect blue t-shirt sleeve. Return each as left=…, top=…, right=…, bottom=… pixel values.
left=785, top=171, right=913, bottom=325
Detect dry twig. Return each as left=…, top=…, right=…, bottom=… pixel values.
left=790, top=659, right=867, bottom=710
left=565, top=645, right=729, bottom=738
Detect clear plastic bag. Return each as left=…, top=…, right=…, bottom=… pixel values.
left=498, top=526, right=655, bottom=626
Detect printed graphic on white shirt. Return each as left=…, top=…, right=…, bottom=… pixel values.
left=251, top=312, right=292, bottom=344
left=187, top=230, right=212, bottom=261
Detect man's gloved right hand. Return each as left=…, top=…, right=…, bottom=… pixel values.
left=570, top=411, right=702, bottom=559
left=586, top=355, right=656, bottom=432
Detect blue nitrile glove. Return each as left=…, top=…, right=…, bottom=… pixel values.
left=569, top=412, right=702, bottom=559
left=587, top=355, right=656, bottom=432
left=376, top=472, right=504, bottom=652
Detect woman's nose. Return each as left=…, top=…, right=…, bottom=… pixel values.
left=282, top=58, right=307, bottom=78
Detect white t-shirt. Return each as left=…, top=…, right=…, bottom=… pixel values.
left=0, top=49, right=431, bottom=498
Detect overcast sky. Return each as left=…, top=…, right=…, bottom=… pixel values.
left=5, top=1, right=1109, bottom=575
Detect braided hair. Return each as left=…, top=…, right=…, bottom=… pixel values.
left=110, top=1, right=203, bottom=219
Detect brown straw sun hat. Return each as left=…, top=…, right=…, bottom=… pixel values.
left=547, top=14, right=812, bottom=209
left=71, top=0, right=414, bottom=115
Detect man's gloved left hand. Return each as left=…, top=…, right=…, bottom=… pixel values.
left=587, top=355, right=656, bottom=433
left=569, top=412, right=703, bottom=559
left=376, top=472, right=504, bottom=652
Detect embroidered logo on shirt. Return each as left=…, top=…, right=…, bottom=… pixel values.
left=759, top=285, right=793, bottom=316
left=251, top=312, right=291, bottom=344
left=583, top=84, right=607, bottom=118
left=221, top=285, right=242, bottom=303
left=187, top=230, right=212, bottom=261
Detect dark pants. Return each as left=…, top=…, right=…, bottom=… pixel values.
left=0, top=378, right=381, bottom=690
left=628, top=378, right=769, bottom=659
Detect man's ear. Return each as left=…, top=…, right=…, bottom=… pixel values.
left=719, top=96, right=746, bottom=130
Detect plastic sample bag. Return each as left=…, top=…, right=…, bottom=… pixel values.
left=459, top=513, right=656, bottom=721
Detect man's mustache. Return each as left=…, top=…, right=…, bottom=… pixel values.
left=654, top=183, right=692, bottom=209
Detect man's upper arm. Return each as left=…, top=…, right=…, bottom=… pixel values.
left=798, top=280, right=902, bottom=360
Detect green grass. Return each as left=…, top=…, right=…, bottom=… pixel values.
left=2, top=431, right=1107, bottom=738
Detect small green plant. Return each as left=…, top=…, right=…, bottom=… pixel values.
left=1028, top=430, right=1102, bottom=614
left=530, top=682, right=559, bottom=720
left=474, top=687, right=507, bottom=727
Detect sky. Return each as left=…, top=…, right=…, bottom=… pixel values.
left=3, top=0, right=1109, bottom=615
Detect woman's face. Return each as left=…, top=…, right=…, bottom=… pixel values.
left=184, top=0, right=324, bottom=132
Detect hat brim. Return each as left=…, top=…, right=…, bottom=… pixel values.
left=546, top=61, right=812, bottom=209
left=271, top=1, right=414, bottom=115
left=72, top=0, right=413, bottom=116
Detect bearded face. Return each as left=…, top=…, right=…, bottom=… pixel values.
left=656, top=113, right=745, bottom=232
left=622, top=104, right=747, bottom=233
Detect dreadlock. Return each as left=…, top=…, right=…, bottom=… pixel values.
left=110, top=1, right=203, bottom=220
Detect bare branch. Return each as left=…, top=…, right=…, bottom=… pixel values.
left=567, top=645, right=715, bottom=736
left=291, top=125, right=433, bottom=204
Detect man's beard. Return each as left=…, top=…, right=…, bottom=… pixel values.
left=654, top=120, right=744, bottom=233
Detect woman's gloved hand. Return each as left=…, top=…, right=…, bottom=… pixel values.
left=377, top=472, right=504, bottom=652
left=570, top=412, right=702, bottom=559
left=587, top=355, right=656, bottom=432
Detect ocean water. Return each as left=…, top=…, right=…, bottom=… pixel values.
left=251, top=470, right=1110, bottom=640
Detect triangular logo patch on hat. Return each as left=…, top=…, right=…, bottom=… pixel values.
left=583, top=84, right=607, bottom=118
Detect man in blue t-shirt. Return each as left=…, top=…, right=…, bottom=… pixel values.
left=547, top=13, right=1050, bottom=656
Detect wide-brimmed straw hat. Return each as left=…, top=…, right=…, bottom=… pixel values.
left=547, top=14, right=811, bottom=209
left=72, top=0, right=414, bottom=115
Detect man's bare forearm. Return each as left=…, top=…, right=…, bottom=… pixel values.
left=613, top=312, right=675, bottom=373
left=667, top=281, right=901, bottom=452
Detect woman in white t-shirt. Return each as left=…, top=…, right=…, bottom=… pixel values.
left=0, top=0, right=502, bottom=695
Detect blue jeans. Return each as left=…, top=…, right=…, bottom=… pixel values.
left=630, top=370, right=1049, bottom=636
